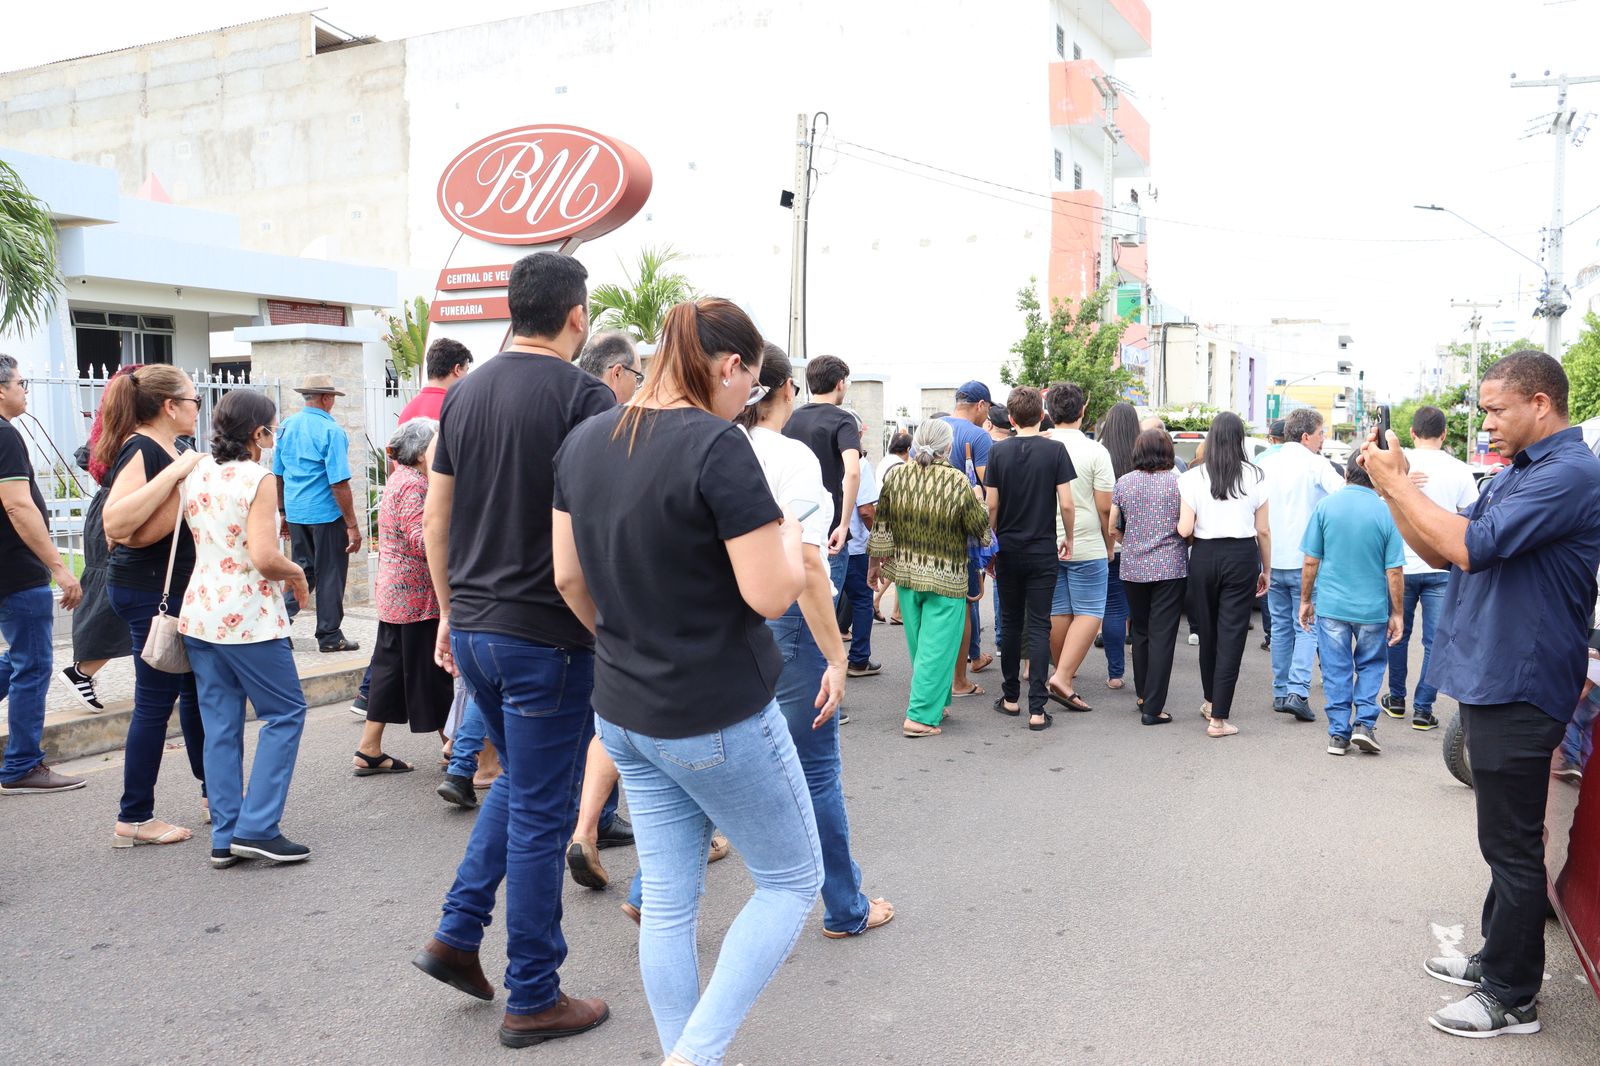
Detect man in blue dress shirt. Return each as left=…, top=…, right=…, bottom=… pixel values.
left=1363, top=350, right=1600, bottom=1038
left=274, top=374, right=363, bottom=652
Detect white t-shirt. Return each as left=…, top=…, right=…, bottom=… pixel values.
left=848, top=457, right=880, bottom=556
left=1403, top=446, right=1479, bottom=574
left=1178, top=464, right=1267, bottom=540
left=743, top=426, right=832, bottom=550
left=1259, top=442, right=1346, bottom=570
left=1055, top=428, right=1115, bottom=561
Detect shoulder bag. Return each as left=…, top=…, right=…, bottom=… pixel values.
left=140, top=487, right=191, bottom=674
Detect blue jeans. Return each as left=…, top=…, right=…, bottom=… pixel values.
left=435, top=630, right=594, bottom=1016
left=183, top=637, right=306, bottom=848
left=1, top=586, right=56, bottom=782
left=1315, top=617, right=1388, bottom=739
left=445, top=692, right=486, bottom=779
left=843, top=553, right=874, bottom=665
left=1387, top=571, right=1449, bottom=713
left=828, top=551, right=848, bottom=606
left=1268, top=568, right=1317, bottom=699
left=1563, top=692, right=1598, bottom=769
left=768, top=604, right=870, bottom=933
left=992, top=576, right=1003, bottom=654
left=967, top=559, right=983, bottom=661
left=597, top=702, right=822, bottom=1064
left=1102, top=554, right=1128, bottom=679
left=108, top=584, right=206, bottom=821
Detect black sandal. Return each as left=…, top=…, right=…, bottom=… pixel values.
left=993, top=696, right=1020, bottom=717
left=1046, top=682, right=1093, bottom=713
left=1141, top=712, right=1173, bottom=726
left=1028, top=710, right=1053, bottom=732
left=353, top=751, right=414, bottom=776
left=320, top=638, right=362, bottom=653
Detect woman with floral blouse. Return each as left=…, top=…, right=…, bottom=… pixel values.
left=181, top=389, right=312, bottom=867
left=353, top=418, right=452, bottom=775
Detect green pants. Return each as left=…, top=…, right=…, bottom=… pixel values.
left=899, top=587, right=968, bottom=727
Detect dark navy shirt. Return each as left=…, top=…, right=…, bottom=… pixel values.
left=1430, top=427, right=1600, bottom=722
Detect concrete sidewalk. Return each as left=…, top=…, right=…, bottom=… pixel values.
left=2, top=606, right=376, bottom=764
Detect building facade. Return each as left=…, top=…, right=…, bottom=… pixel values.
left=0, top=2, right=1155, bottom=415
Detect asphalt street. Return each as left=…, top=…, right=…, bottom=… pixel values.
left=6, top=603, right=1598, bottom=1065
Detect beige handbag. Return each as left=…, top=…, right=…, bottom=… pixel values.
left=140, top=487, right=190, bottom=674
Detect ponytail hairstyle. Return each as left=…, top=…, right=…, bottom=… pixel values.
left=1202, top=410, right=1258, bottom=500
left=210, top=389, right=278, bottom=464
left=614, top=298, right=763, bottom=449
left=735, top=341, right=795, bottom=431
left=911, top=417, right=955, bottom=468
left=85, top=363, right=145, bottom=486
left=92, top=364, right=194, bottom=471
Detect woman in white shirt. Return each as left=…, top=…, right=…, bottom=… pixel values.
left=1178, top=412, right=1271, bottom=737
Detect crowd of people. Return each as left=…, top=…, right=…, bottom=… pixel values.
left=2, top=250, right=1600, bottom=1051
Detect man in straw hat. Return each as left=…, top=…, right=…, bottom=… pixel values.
left=274, top=373, right=362, bottom=652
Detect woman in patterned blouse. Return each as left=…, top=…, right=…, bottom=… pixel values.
left=1110, top=429, right=1189, bottom=725
left=867, top=419, right=991, bottom=737
left=353, top=418, right=451, bottom=776
left=181, top=389, right=313, bottom=866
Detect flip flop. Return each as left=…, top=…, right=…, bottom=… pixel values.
left=969, top=653, right=994, bottom=674
left=951, top=684, right=984, bottom=698
left=822, top=897, right=895, bottom=939
left=1046, top=682, right=1092, bottom=712
left=353, top=751, right=415, bottom=776
left=902, top=723, right=942, bottom=738
left=993, top=696, right=1020, bottom=717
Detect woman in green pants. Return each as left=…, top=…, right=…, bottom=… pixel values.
left=868, top=419, right=992, bottom=737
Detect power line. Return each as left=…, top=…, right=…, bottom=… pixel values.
left=826, top=135, right=1542, bottom=246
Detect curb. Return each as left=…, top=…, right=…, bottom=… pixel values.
left=21, top=656, right=370, bottom=765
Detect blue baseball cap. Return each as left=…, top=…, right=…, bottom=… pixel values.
left=955, top=380, right=992, bottom=404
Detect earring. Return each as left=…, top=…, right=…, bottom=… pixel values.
left=722, top=379, right=730, bottom=387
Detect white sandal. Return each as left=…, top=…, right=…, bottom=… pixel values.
left=112, top=820, right=192, bottom=848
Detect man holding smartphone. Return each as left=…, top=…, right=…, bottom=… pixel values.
left=1362, top=351, right=1600, bottom=1038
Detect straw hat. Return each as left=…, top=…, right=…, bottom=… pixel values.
left=293, top=373, right=346, bottom=396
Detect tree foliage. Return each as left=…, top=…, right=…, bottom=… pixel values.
left=1562, top=312, right=1600, bottom=424
left=0, top=159, right=62, bottom=335
left=1001, top=278, right=1134, bottom=428
left=1389, top=335, right=1539, bottom=459
left=588, top=245, right=698, bottom=344
left=381, top=296, right=430, bottom=385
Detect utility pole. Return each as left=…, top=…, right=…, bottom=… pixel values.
left=1511, top=71, right=1599, bottom=356
left=1452, top=298, right=1501, bottom=461
left=1091, top=74, right=1122, bottom=323
left=786, top=113, right=813, bottom=370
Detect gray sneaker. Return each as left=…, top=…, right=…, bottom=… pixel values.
left=1424, top=951, right=1483, bottom=987
left=1327, top=735, right=1350, bottom=756
left=1351, top=724, right=1381, bottom=753
left=1283, top=693, right=1315, bottom=722
left=1428, top=988, right=1539, bottom=1038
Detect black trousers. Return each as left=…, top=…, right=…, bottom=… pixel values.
left=1462, top=701, right=1566, bottom=1006
left=996, top=552, right=1057, bottom=715
left=1186, top=538, right=1260, bottom=720
left=289, top=518, right=349, bottom=645
left=1125, top=576, right=1187, bottom=716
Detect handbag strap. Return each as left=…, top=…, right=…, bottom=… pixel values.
left=156, top=484, right=186, bottom=616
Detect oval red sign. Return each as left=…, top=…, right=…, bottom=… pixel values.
left=436, top=125, right=653, bottom=246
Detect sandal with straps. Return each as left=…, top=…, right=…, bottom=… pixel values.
left=353, top=751, right=415, bottom=776
left=112, top=819, right=192, bottom=848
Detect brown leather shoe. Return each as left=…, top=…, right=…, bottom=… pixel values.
left=565, top=839, right=608, bottom=889
left=0, top=763, right=86, bottom=795
left=498, top=994, right=610, bottom=1048
left=411, top=937, right=494, bottom=1001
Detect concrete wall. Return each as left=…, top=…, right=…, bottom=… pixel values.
left=0, top=14, right=410, bottom=271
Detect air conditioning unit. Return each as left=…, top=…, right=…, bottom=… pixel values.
left=1114, top=201, right=1145, bottom=247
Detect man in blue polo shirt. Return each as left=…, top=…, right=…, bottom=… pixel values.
left=275, top=373, right=363, bottom=652
left=1297, top=458, right=1405, bottom=755
left=1363, top=350, right=1600, bottom=1039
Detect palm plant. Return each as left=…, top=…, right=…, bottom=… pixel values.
left=0, top=159, right=62, bottom=335
left=381, top=296, right=430, bottom=385
left=588, top=245, right=698, bottom=343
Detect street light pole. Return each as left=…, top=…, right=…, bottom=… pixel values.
left=1451, top=298, right=1500, bottom=460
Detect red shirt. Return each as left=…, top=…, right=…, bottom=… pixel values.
left=398, top=386, right=447, bottom=423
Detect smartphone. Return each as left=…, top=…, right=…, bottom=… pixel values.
left=1375, top=405, right=1391, bottom=450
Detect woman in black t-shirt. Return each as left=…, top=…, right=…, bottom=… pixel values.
left=98, top=365, right=207, bottom=848
left=553, top=299, right=817, bottom=1066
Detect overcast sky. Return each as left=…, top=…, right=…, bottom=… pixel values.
left=4, top=0, right=1599, bottom=399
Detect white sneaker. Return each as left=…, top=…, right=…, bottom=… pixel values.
left=1187, top=633, right=1199, bottom=646
left=1428, top=989, right=1539, bottom=1038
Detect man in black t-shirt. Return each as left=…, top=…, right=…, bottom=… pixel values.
left=782, top=354, right=861, bottom=600
left=412, top=254, right=611, bottom=1047
left=0, top=355, right=85, bottom=795
left=984, top=386, right=1076, bottom=728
